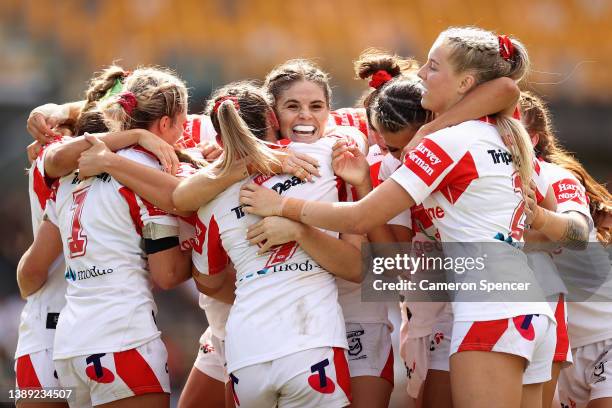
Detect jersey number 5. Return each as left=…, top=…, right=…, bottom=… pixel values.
left=509, top=172, right=526, bottom=241
left=68, top=186, right=91, bottom=258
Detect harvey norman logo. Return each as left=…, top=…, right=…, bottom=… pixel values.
left=553, top=178, right=587, bottom=205
left=404, top=139, right=453, bottom=186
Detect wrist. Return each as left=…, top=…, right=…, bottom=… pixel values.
left=103, top=152, right=120, bottom=173
left=354, top=178, right=373, bottom=198
left=531, top=206, right=548, bottom=230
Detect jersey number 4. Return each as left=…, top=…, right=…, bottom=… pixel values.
left=68, top=186, right=91, bottom=258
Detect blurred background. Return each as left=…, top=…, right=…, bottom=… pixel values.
left=0, top=0, right=610, bottom=406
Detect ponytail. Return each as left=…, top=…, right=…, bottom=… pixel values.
left=213, top=101, right=281, bottom=178
left=495, top=116, right=534, bottom=198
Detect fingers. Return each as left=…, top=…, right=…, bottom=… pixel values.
left=257, top=239, right=275, bottom=255
left=292, top=152, right=319, bottom=169
left=84, top=133, right=103, bottom=145
left=291, top=157, right=320, bottom=178
left=27, top=113, right=58, bottom=143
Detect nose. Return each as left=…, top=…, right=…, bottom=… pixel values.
left=298, top=108, right=313, bottom=119
left=417, top=64, right=426, bottom=81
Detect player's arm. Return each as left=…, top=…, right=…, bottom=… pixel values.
left=78, top=135, right=188, bottom=216
left=526, top=186, right=589, bottom=250
left=404, top=78, right=520, bottom=153
left=246, top=216, right=365, bottom=283
left=192, top=264, right=236, bottom=304
left=17, top=220, right=63, bottom=299
left=241, top=178, right=414, bottom=235
left=45, top=129, right=178, bottom=178
left=172, top=150, right=321, bottom=212
left=27, top=101, right=85, bottom=143
left=172, top=162, right=250, bottom=212
left=147, top=238, right=192, bottom=290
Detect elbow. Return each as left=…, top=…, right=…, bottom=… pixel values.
left=172, top=185, right=191, bottom=212
left=501, top=77, right=520, bottom=104
left=348, top=267, right=365, bottom=284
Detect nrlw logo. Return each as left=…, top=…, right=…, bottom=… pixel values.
left=553, top=178, right=587, bottom=206
left=404, top=139, right=453, bottom=186
left=65, top=265, right=114, bottom=282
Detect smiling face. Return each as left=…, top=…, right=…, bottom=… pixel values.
left=275, top=80, right=330, bottom=143
left=417, top=39, right=467, bottom=115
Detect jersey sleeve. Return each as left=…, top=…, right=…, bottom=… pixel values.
left=390, top=128, right=468, bottom=204
left=548, top=165, right=592, bottom=223
left=115, top=148, right=179, bottom=239
left=191, top=207, right=230, bottom=276
left=43, top=185, right=59, bottom=227
left=532, top=159, right=549, bottom=204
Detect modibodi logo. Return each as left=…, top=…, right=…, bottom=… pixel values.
left=404, top=139, right=452, bottom=186
left=65, top=265, right=114, bottom=281
left=553, top=178, right=587, bottom=205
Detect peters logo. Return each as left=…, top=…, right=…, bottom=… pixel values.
left=404, top=139, right=453, bottom=186
left=65, top=265, right=113, bottom=281
left=553, top=178, right=587, bottom=206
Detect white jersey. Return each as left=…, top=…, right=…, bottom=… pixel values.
left=193, top=135, right=368, bottom=374
left=15, top=146, right=67, bottom=358
left=175, top=114, right=217, bottom=149
left=47, top=147, right=178, bottom=359
left=335, top=144, right=390, bottom=326
left=328, top=108, right=372, bottom=145
left=391, top=119, right=554, bottom=322
left=526, top=160, right=570, bottom=299
left=546, top=164, right=612, bottom=348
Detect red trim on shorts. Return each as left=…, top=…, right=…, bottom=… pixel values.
left=333, top=347, right=352, bottom=403
left=457, top=318, right=508, bottom=352
left=16, top=355, right=42, bottom=389
left=380, top=346, right=394, bottom=386
left=118, top=187, right=144, bottom=236
left=114, top=348, right=165, bottom=395
left=554, top=294, right=570, bottom=362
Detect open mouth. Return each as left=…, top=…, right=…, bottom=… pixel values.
left=292, top=125, right=317, bottom=138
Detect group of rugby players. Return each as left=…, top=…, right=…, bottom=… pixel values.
left=14, top=25, right=612, bottom=408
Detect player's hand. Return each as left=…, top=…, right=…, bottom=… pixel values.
left=198, top=141, right=223, bottom=162
left=246, top=216, right=303, bottom=254
left=78, top=134, right=113, bottom=177
left=524, top=181, right=542, bottom=228
left=26, top=141, right=43, bottom=164
left=137, top=131, right=179, bottom=175
left=239, top=183, right=283, bottom=217
left=278, top=150, right=320, bottom=182
left=26, top=109, right=62, bottom=143
left=332, top=139, right=369, bottom=187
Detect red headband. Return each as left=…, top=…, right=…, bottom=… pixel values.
left=213, top=96, right=240, bottom=114
left=118, top=91, right=137, bottom=115
left=369, top=70, right=393, bottom=90
left=498, top=35, right=515, bottom=61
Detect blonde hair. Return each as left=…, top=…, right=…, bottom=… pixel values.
left=206, top=82, right=282, bottom=178
left=96, top=66, right=188, bottom=132
left=520, top=91, right=611, bottom=245
left=440, top=26, right=534, bottom=195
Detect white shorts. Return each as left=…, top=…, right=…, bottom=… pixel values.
left=54, top=337, right=170, bottom=408
left=230, top=347, right=351, bottom=408
left=345, top=322, right=393, bottom=384
left=451, top=314, right=556, bottom=384
left=558, top=339, right=612, bottom=408
left=400, top=314, right=452, bottom=398
left=194, top=327, right=227, bottom=383
left=15, top=349, right=60, bottom=390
